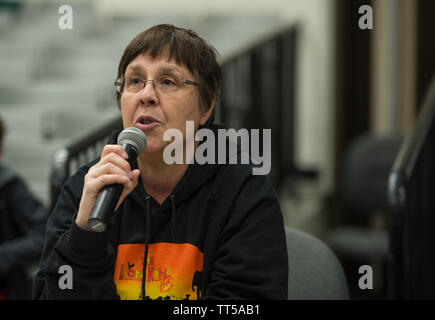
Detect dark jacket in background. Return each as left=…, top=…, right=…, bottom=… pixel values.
left=0, top=164, right=48, bottom=299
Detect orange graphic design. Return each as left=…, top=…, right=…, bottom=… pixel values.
left=113, top=243, right=203, bottom=300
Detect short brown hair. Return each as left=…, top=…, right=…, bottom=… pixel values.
left=116, top=24, right=221, bottom=123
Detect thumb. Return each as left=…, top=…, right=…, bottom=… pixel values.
left=131, top=169, right=141, bottom=186
left=115, top=169, right=141, bottom=211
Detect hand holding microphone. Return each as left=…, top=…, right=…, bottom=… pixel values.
left=75, top=127, right=147, bottom=233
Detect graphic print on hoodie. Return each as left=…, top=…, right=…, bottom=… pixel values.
left=113, top=242, right=203, bottom=300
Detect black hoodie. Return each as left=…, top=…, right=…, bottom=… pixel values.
left=33, top=124, right=288, bottom=300
left=0, top=165, right=47, bottom=299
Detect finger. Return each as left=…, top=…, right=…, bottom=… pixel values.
left=89, top=162, right=132, bottom=180
left=115, top=170, right=141, bottom=211
left=86, top=174, right=130, bottom=194
left=101, top=144, right=128, bottom=160
left=121, top=170, right=140, bottom=193
left=94, top=152, right=132, bottom=175
left=131, top=169, right=140, bottom=184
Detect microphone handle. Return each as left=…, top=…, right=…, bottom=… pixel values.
left=87, top=143, right=139, bottom=232
left=87, top=183, right=123, bottom=232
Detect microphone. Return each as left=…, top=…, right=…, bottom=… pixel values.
left=87, top=127, right=147, bottom=232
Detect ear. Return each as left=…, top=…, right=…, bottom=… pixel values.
left=199, top=106, right=214, bottom=126
left=199, top=95, right=217, bottom=126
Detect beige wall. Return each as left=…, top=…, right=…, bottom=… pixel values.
left=280, top=0, right=335, bottom=194
left=371, top=0, right=416, bottom=136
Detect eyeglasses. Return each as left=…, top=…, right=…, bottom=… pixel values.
left=115, top=76, right=199, bottom=94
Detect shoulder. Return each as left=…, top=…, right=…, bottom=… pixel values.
left=0, top=165, right=31, bottom=201
left=207, top=123, right=273, bottom=188
left=0, top=164, right=18, bottom=189
left=210, top=156, right=277, bottom=206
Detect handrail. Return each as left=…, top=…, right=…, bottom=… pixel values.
left=219, top=23, right=299, bottom=65
left=390, top=78, right=435, bottom=182
left=218, top=24, right=299, bottom=188
left=388, top=77, right=435, bottom=228
left=388, top=75, right=435, bottom=299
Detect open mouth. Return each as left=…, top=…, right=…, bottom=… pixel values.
left=139, top=119, right=153, bottom=124
left=135, top=116, right=159, bottom=130
left=136, top=115, right=158, bottom=124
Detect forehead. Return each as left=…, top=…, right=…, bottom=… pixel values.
left=124, top=53, right=190, bottom=77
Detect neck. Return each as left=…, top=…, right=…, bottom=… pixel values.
left=137, top=139, right=200, bottom=204
left=137, top=151, right=189, bottom=204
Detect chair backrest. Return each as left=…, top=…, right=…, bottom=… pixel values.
left=343, top=134, right=402, bottom=215
left=285, top=226, right=350, bottom=300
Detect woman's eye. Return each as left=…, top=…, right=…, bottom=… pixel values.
left=159, top=78, right=177, bottom=87
left=127, top=78, right=142, bottom=86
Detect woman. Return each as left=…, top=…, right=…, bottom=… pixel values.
left=33, top=24, right=288, bottom=300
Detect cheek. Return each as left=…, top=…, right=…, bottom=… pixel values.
left=160, top=93, right=203, bottom=129
left=169, top=106, right=201, bottom=132
left=120, top=96, right=135, bottom=126
left=183, top=93, right=203, bottom=120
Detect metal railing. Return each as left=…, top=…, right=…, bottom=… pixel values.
left=388, top=75, right=435, bottom=299
left=217, top=25, right=299, bottom=188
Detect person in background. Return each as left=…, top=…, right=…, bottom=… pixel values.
left=0, top=116, right=48, bottom=299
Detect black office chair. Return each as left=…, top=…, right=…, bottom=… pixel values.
left=285, top=226, right=349, bottom=299
left=326, top=133, right=402, bottom=298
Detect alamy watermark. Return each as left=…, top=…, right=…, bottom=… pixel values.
left=58, top=264, right=73, bottom=290
left=163, top=121, right=271, bottom=176
left=58, top=5, right=73, bottom=30
left=358, top=265, right=373, bottom=290
left=358, top=5, right=373, bottom=30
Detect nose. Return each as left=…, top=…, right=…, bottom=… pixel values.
left=139, top=80, right=159, bottom=106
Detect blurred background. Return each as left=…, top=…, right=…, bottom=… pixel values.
left=1, top=0, right=434, bottom=300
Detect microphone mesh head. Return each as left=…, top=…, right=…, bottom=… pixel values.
left=117, top=127, right=147, bottom=153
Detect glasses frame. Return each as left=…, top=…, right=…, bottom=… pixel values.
left=114, top=76, right=199, bottom=94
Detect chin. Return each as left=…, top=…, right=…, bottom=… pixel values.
left=141, top=141, right=164, bottom=156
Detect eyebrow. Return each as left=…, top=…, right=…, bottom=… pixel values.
left=125, top=65, right=184, bottom=77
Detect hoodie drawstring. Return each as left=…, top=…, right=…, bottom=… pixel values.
left=141, top=195, right=151, bottom=300
left=141, top=194, right=176, bottom=299
left=169, top=194, right=177, bottom=242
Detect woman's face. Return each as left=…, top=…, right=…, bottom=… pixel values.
left=120, top=53, right=212, bottom=158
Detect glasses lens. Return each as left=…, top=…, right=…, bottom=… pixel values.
left=118, top=76, right=187, bottom=94
left=156, top=76, right=182, bottom=93
left=124, top=77, right=145, bottom=93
